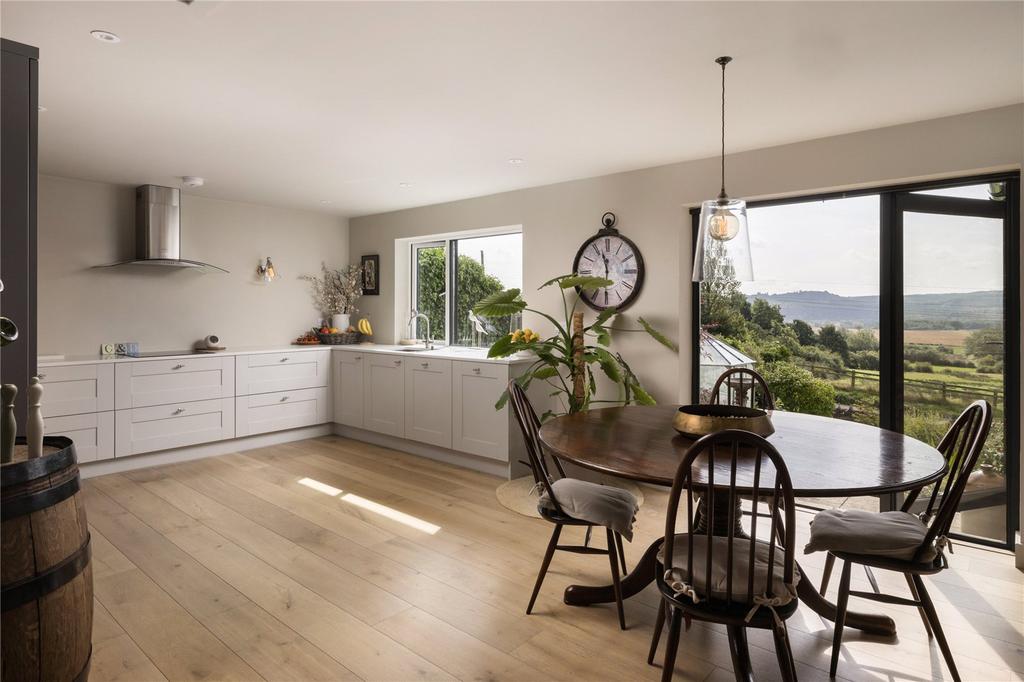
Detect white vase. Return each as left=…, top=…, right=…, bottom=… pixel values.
left=331, top=313, right=351, bottom=331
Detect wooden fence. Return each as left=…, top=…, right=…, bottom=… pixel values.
left=799, top=363, right=1003, bottom=408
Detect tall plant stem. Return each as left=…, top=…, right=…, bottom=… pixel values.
left=572, top=311, right=585, bottom=406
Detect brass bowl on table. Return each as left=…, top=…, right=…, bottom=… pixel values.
left=673, top=404, right=775, bottom=438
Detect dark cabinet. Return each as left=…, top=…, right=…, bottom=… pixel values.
left=1, top=39, right=39, bottom=435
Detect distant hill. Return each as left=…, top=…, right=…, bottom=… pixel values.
left=746, top=290, right=1002, bottom=329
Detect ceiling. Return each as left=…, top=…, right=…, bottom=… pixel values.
left=3, top=1, right=1022, bottom=218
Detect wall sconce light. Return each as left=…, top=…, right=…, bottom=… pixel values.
left=257, top=257, right=277, bottom=283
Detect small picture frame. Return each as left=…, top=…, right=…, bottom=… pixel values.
left=361, top=254, right=380, bottom=295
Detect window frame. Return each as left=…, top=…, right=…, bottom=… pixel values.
left=689, top=170, right=1021, bottom=550
left=407, top=227, right=523, bottom=348
left=409, top=240, right=448, bottom=345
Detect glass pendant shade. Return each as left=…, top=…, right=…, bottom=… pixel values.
left=692, top=197, right=753, bottom=282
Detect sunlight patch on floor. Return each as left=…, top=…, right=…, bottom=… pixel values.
left=341, top=492, right=441, bottom=534
left=297, top=476, right=441, bottom=534
left=298, top=477, right=343, bottom=496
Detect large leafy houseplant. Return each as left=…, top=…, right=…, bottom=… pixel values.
left=473, top=274, right=677, bottom=419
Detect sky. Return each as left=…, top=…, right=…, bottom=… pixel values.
left=458, top=232, right=522, bottom=289
left=741, top=183, right=1003, bottom=298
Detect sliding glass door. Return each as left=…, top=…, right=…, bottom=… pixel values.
left=693, top=173, right=1019, bottom=548
left=897, top=183, right=1015, bottom=544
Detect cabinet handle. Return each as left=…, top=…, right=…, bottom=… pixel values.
left=280, top=357, right=289, bottom=362
left=472, top=367, right=481, bottom=374
left=355, top=356, right=362, bottom=360
left=421, top=362, right=429, bottom=368
left=172, top=364, right=185, bottom=370
left=280, top=396, right=289, bottom=402
left=393, top=360, right=402, bottom=365
left=173, top=408, right=185, bottom=415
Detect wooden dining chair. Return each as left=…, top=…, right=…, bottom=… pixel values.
left=507, top=381, right=635, bottom=629
left=649, top=430, right=800, bottom=682
left=813, top=400, right=992, bottom=682
left=709, top=368, right=776, bottom=410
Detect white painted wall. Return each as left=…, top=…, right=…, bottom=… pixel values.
left=350, top=105, right=1022, bottom=408
left=37, top=175, right=349, bottom=356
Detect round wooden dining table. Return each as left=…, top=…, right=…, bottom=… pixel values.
left=537, top=404, right=948, bottom=638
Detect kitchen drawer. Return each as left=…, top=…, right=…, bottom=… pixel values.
left=235, top=350, right=329, bottom=396
left=115, top=356, right=235, bottom=409
left=115, top=398, right=235, bottom=457
left=452, top=360, right=510, bottom=460
left=44, top=411, right=114, bottom=463
left=235, top=386, right=329, bottom=437
left=38, top=363, right=114, bottom=417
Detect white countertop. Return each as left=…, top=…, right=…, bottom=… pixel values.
left=38, top=343, right=532, bottom=367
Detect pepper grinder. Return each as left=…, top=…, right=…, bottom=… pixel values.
left=26, top=377, right=44, bottom=459
left=1, top=384, right=16, bottom=463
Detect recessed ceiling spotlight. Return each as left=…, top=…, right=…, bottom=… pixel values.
left=320, top=200, right=332, bottom=204
left=399, top=182, right=412, bottom=189
left=90, top=30, right=121, bottom=44
left=508, top=158, right=525, bottom=166
left=181, top=176, right=204, bottom=188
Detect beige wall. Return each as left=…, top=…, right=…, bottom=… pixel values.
left=37, top=175, right=349, bottom=356
left=350, top=105, right=1023, bottom=407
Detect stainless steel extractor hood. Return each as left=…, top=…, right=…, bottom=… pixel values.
left=96, top=185, right=228, bottom=272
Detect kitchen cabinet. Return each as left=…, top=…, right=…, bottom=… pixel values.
left=404, top=358, right=452, bottom=448
left=115, top=356, right=234, bottom=409
left=44, top=411, right=113, bottom=463
left=236, top=386, right=329, bottom=437
left=363, top=353, right=405, bottom=437
left=332, top=351, right=364, bottom=428
left=38, top=363, right=114, bottom=418
left=452, top=360, right=510, bottom=460
left=235, top=350, right=329, bottom=396
left=115, top=397, right=234, bottom=457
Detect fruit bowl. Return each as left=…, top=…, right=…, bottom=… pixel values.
left=672, top=404, right=775, bottom=439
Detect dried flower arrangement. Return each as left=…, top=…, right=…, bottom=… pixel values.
left=301, top=263, right=362, bottom=316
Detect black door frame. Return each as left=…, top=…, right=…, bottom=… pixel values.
left=690, top=170, right=1020, bottom=549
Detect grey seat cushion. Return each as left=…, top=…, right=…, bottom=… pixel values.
left=538, top=478, right=639, bottom=541
left=658, top=534, right=800, bottom=605
left=805, top=508, right=936, bottom=562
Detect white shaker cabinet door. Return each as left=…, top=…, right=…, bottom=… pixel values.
left=362, top=354, right=405, bottom=437
left=235, top=387, right=329, bottom=437
left=115, top=356, right=234, bottom=409
left=38, top=363, right=114, bottom=418
left=115, top=398, right=235, bottom=457
left=404, top=358, right=452, bottom=448
left=235, top=350, right=329, bottom=396
left=452, top=361, right=509, bottom=461
left=333, top=351, right=365, bottom=428
left=44, top=411, right=114, bottom=463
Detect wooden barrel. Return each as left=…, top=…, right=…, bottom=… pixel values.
left=2, top=436, right=92, bottom=682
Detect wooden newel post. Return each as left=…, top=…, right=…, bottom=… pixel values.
left=572, top=311, right=585, bottom=406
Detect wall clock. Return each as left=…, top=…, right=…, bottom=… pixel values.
left=571, top=212, right=645, bottom=312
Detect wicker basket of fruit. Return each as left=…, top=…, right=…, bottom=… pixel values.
left=315, top=325, right=360, bottom=345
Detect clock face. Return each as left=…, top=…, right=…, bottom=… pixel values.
left=572, top=231, right=645, bottom=311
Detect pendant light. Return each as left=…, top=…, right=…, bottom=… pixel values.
left=692, top=56, right=753, bottom=282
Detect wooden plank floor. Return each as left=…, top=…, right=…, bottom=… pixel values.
left=84, top=435, right=1024, bottom=681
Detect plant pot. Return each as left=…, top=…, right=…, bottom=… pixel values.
left=331, top=313, right=351, bottom=331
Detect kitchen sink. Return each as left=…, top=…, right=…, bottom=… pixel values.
left=398, top=347, right=432, bottom=352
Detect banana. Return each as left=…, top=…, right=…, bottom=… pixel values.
left=358, top=318, right=373, bottom=336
